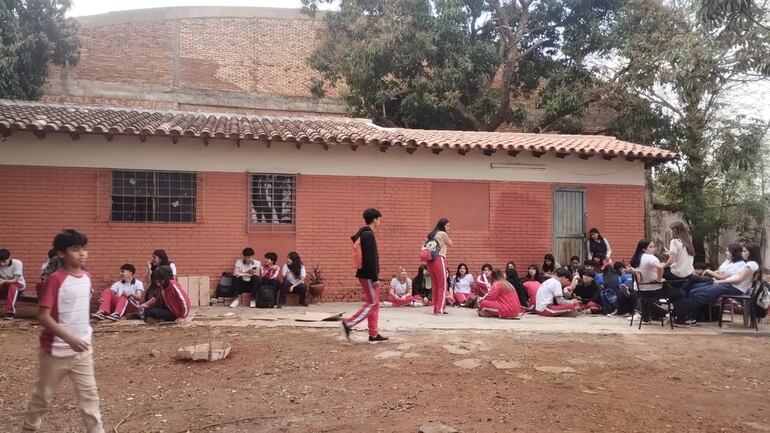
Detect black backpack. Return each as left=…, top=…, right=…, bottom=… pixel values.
left=255, top=283, right=277, bottom=308
left=216, top=272, right=235, bottom=297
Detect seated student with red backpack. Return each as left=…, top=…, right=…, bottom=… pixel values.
left=92, top=264, right=144, bottom=321
left=140, top=266, right=190, bottom=324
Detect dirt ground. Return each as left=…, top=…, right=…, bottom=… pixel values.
left=1, top=321, right=770, bottom=433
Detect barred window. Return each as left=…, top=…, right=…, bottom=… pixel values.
left=111, top=171, right=196, bottom=222
left=249, top=174, right=295, bottom=232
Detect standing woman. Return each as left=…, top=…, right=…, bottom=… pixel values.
left=587, top=228, right=612, bottom=271
left=426, top=218, right=453, bottom=315
left=145, top=249, right=177, bottom=302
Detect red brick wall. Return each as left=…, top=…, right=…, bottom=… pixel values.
left=0, top=166, right=644, bottom=301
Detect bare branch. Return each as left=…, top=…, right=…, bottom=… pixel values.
left=453, top=100, right=484, bottom=131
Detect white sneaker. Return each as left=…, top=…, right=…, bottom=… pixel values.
left=229, top=298, right=240, bottom=308
left=381, top=301, right=393, bottom=307
left=249, top=299, right=256, bottom=308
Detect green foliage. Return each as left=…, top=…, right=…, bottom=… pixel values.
left=302, top=0, right=626, bottom=131
left=0, top=0, right=80, bottom=100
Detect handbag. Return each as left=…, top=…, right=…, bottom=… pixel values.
left=420, top=239, right=439, bottom=263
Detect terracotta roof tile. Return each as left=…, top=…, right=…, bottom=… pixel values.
left=0, top=100, right=678, bottom=162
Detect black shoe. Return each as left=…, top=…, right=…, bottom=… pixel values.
left=369, top=334, right=389, bottom=342
left=341, top=322, right=352, bottom=341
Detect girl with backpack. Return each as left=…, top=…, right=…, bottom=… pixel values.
left=425, top=218, right=452, bottom=315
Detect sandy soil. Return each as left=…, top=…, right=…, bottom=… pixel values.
left=1, top=321, right=769, bottom=433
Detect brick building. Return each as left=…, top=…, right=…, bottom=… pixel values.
left=0, top=101, right=676, bottom=300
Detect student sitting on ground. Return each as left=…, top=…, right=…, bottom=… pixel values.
left=505, top=262, right=529, bottom=308
left=678, top=243, right=762, bottom=327
left=141, top=266, right=190, bottom=323
left=571, top=266, right=602, bottom=314
left=535, top=267, right=580, bottom=317
left=40, top=249, right=62, bottom=283
left=451, top=263, right=475, bottom=306
left=92, top=264, right=144, bottom=321
left=388, top=267, right=421, bottom=307
left=541, top=254, right=561, bottom=278
left=145, top=249, right=177, bottom=301
left=476, top=264, right=493, bottom=297
left=567, top=256, right=581, bottom=275
left=412, top=265, right=431, bottom=304
left=279, top=252, right=309, bottom=307
left=229, top=247, right=261, bottom=308
left=523, top=264, right=543, bottom=308
left=0, top=249, right=26, bottom=320
left=477, top=268, right=523, bottom=319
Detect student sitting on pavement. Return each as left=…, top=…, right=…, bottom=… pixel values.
left=387, top=267, right=421, bottom=307
left=412, top=265, right=431, bottom=304
left=535, top=267, right=580, bottom=317
left=451, top=263, right=475, bottom=307
left=523, top=264, right=543, bottom=309
left=477, top=268, right=523, bottom=319
left=571, top=266, right=602, bottom=314
left=0, top=249, right=26, bottom=320
left=92, top=264, right=144, bottom=321
left=229, top=247, right=261, bottom=308
left=141, top=266, right=190, bottom=323
left=476, top=264, right=493, bottom=297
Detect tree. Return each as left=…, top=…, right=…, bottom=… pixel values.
left=0, top=0, right=80, bottom=100
left=607, top=0, right=770, bottom=260
left=301, top=0, right=625, bottom=132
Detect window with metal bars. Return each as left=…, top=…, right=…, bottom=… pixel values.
left=249, top=174, right=295, bottom=232
left=111, top=170, right=197, bottom=222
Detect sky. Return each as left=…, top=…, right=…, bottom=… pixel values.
left=68, top=0, right=316, bottom=16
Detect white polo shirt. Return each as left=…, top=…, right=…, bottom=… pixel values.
left=0, top=258, right=26, bottom=290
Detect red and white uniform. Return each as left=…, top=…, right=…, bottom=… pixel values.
left=523, top=280, right=541, bottom=308
left=38, top=269, right=93, bottom=358
left=476, top=273, right=491, bottom=297
left=478, top=281, right=522, bottom=318
left=260, top=263, right=280, bottom=280
left=0, top=258, right=25, bottom=314
left=99, top=279, right=144, bottom=316
left=535, top=278, right=575, bottom=317
left=143, top=280, right=191, bottom=319
left=451, top=273, right=476, bottom=304
left=387, top=277, right=416, bottom=306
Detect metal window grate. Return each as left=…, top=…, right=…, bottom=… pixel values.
left=249, top=174, right=296, bottom=232
left=111, top=170, right=197, bottom=222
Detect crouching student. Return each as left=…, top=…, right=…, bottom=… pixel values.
left=141, top=266, right=190, bottom=324
left=0, top=248, right=26, bottom=319
left=388, top=267, right=420, bottom=306
left=477, top=269, right=522, bottom=319
left=92, top=264, right=144, bottom=321
left=535, top=267, right=580, bottom=317
left=571, top=266, right=602, bottom=314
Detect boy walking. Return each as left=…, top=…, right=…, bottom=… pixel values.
left=22, top=229, right=104, bottom=433
left=92, top=264, right=144, bottom=321
left=341, top=208, right=388, bottom=342
left=0, top=248, right=26, bottom=319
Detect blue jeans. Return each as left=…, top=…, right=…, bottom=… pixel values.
left=682, top=283, right=744, bottom=321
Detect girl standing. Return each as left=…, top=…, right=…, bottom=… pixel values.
left=426, top=218, right=452, bottom=315
left=587, top=228, right=612, bottom=270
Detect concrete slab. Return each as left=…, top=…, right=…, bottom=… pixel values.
left=73, top=302, right=770, bottom=336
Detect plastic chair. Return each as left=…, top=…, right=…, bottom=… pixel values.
left=718, top=273, right=761, bottom=331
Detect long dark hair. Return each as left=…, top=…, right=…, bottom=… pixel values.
left=670, top=222, right=695, bottom=256
left=287, top=251, right=303, bottom=278
left=428, top=218, right=449, bottom=240
left=505, top=261, right=525, bottom=290
left=414, top=265, right=427, bottom=286
left=630, top=239, right=652, bottom=268
left=743, top=243, right=762, bottom=264
left=526, top=264, right=542, bottom=282
left=151, top=265, right=173, bottom=288
left=541, top=254, right=557, bottom=273
left=727, top=243, right=743, bottom=263
left=588, top=228, right=604, bottom=241
left=151, top=249, right=170, bottom=270
left=491, top=268, right=515, bottom=292
left=455, top=263, right=469, bottom=282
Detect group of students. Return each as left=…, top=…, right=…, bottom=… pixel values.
left=227, top=249, right=311, bottom=308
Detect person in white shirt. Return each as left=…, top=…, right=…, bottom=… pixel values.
left=662, top=222, right=711, bottom=294
left=681, top=243, right=762, bottom=326
left=278, top=251, right=308, bottom=307
left=0, top=249, right=26, bottom=319
left=387, top=267, right=420, bottom=307
left=630, top=239, right=686, bottom=324
left=145, top=249, right=177, bottom=301
left=450, top=263, right=475, bottom=306
left=535, top=268, right=580, bottom=317
left=229, top=247, right=262, bottom=308
left=93, top=264, right=145, bottom=321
